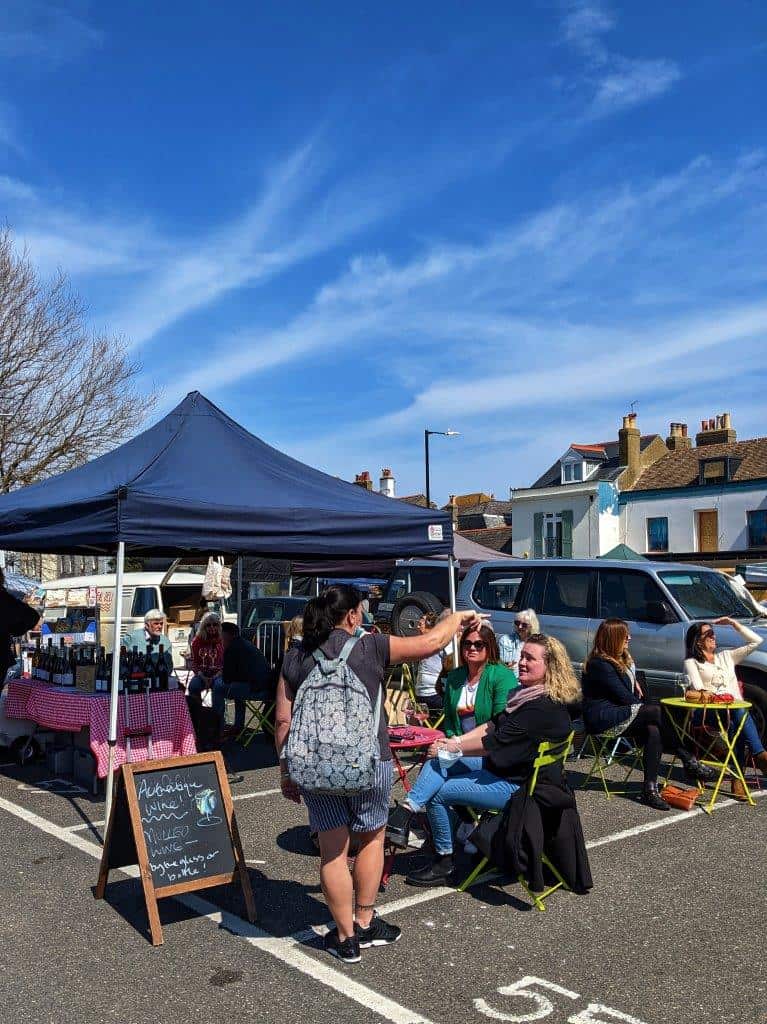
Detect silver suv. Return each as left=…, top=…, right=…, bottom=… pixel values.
left=457, top=558, right=767, bottom=741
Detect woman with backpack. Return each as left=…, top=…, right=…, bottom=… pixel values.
left=275, top=583, right=485, bottom=964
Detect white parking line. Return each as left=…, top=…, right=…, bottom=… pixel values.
left=232, top=787, right=282, bottom=801
left=68, top=819, right=105, bottom=831
left=0, top=795, right=436, bottom=1024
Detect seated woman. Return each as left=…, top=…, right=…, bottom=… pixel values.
left=497, top=608, right=539, bottom=673
left=582, top=618, right=713, bottom=811
left=187, top=612, right=225, bottom=723
left=413, top=611, right=450, bottom=712
left=387, top=623, right=517, bottom=849
left=684, top=618, right=767, bottom=798
left=392, top=633, right=578, bottom=887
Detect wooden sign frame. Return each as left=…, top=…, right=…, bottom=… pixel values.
left=95, top=751, right=256, bottom=945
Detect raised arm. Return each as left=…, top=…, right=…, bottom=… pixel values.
left=388, top=610, right=486, bottom=665
left=716, top=619, right=764, bottom=664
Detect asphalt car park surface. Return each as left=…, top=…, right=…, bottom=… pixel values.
left=0, top=738, right=765, bottom=1024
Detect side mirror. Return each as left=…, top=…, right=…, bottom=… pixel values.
left=645, top=600, right=675, bottom=625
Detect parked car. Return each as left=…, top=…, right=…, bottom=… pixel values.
left=374, top=561, right=459, bottom=635
left=457, top=558, right=767, bottom=742
left=241, top=596, right=309, bottom=639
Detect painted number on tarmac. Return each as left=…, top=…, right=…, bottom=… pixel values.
left=475, top=976, right=647, bottom=1024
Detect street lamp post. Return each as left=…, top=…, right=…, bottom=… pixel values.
left=424, top=429, right=460, bottom=509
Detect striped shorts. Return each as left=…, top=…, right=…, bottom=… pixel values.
left=302, top=760, right=393, bottom=834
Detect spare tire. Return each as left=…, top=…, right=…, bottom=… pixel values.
left=391, top=591, right=445, bottom=637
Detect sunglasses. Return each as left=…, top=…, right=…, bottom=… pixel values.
left=462, top=640, right=487, bottom=651
left=701, top=630, right=716, bottom=640
left=514, top=621, right=529, bottom=628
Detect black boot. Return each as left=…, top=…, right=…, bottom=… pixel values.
left=640, top=782, right=670, bottom=811
left=681, top=755, right=716, bottom=784
left=406, top=854, right=454, bottom=887
left=385, top=802, right=414, bottom=849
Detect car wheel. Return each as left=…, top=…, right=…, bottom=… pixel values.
left=391, top=591, right=444, bottom=637
left=741, top=680, right=767, bottom=747
left=11, top=735, right=41, bottom=765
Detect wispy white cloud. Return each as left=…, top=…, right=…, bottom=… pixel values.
left=561, top=1, right=681, bottom=118
left=0, top=1, right=103, bottom=65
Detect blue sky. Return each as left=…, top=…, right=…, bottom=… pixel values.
left=2, top=1, right=766, bottom=504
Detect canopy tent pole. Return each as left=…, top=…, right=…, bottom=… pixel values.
left=104, top=541, right=125, bottom=824
left=236, top=555, right=243, bottom=626
left=448, top=554, right=459, bottom=665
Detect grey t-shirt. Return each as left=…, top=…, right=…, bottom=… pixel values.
left=282, top=628, right=391, bottom=761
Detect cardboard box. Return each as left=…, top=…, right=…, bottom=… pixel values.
left=167, top=605, right=196, bottom=625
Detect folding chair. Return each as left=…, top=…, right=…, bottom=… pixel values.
left=403, top=661, right=445, bottom=730
left=458, top=732, right=574, bottom=911
left=581, top=732, right=643, bottom=797
left=237, top=697, right=276, bottom=747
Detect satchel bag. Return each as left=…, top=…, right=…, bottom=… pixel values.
left=659, top=784, right=698, bottom=811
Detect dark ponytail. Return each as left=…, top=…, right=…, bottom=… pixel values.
left=302, top=584, right=364, bottom=652
left=685, top=622, right=710, bottom=663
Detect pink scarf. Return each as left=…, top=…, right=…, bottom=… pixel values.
left=505, top=682, right=547, bottom=713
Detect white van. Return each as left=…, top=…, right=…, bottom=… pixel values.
left=41, top=566, right=235, bottom=669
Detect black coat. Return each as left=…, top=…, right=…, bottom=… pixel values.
left=474, top=780, right=593, bottom=895
left=581, top=656, right=637, bottom=735
left=0, top=588, right=39, bottom=678
left=482, top=696, right=574, bottom=784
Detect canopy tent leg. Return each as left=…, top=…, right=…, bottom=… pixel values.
left=236, top=555, right=243, bottom=626
left=104, top=541, right=125, bottom=826
left=448, top=554, right=459, bottom=664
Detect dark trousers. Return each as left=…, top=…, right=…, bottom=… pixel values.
left=623, top=704, right=663, bottom=784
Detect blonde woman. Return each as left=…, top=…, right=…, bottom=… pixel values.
left=402, top=633, right=580, bottom=887
left=285, top=614, right=304, bottom=652
left=497, top=609, right=540, bottom=671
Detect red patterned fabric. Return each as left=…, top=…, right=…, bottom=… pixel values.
left=5, top=680, right=197, bottom=777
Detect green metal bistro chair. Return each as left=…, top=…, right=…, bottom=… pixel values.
left=236, top=697, right=276, bottom=747
left=581, top=733, right=643, bottom=798
left=458, top=731, right=574, bottom=911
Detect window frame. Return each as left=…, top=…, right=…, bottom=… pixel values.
left=597, top=568, right=678, bottom=624
left=646, top=515, right=669, bottom=553
left=471, top=568, right=529, bottom=612
left=539, top=567, right=596, bottom=619
left=747, top=509, right=767, bottom=549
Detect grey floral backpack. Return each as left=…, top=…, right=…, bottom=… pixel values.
left=284, top=635, right=382, bottom=795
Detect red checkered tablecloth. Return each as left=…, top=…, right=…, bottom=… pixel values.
left=5, top=680, right=197, bottom=777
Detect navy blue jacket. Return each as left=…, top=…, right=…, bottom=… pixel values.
left=581, top=656, right=637, bottom=735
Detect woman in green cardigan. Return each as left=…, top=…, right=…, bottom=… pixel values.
left=442, top=625, right=518, bottom=737
left=387, top=624, right=517, bottom=848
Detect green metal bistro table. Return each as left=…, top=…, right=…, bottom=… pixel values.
left=661, top=696, right=755, bottom=813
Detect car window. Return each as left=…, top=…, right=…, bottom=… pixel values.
left=131, top=586, right=159, bottom=617
left=472, top=570, right=526, bottom=611
left=541, top=569, right=592, bottom=618
left=526, top=569, right=547, bottom=613
left=659, top=570, right=753, bottom=619
left=599, top=570, right=671, bottom=623
left=383, top=573, right=409, bottom=604
left=410, top=567, right=457, bottom=604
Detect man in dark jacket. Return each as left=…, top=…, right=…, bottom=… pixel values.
left=220, top=622, right=271, bottom=736
left=0, top=569, right=40, bottom=681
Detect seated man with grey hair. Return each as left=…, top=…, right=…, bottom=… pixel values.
left=124, top=609, right=174, bottom=670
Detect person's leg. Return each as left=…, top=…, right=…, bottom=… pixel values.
left=624, top=705, right=663, bottom=783
left=187, top=675, right=205, bottom=700
left=222, top=681, right=251, bottom=732
left=730, top=707, right=765, bottom=758
left=426, top=768, right=516, bottom=854
left=350, top=828, right=385, bottom=929
left=405, top=756, right=482, bottom=812
left=209, top=677, right=227, bottom=722
left=317, top=826, right=355, bottom=941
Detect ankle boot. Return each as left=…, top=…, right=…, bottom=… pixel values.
left=753, top=751, right=767, bottom=777
left=731, top=778, right=749, bottom=801
left=640, top=782, right=670, bottom=811
left=682, top=756, right=716, bottom=784
left=405, top=854, right=454, bottom=887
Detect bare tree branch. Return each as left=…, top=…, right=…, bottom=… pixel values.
left=0, top=228, right=158, bottom=494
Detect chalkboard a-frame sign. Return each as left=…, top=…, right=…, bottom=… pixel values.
left=95, top=752, right=256, bottom=945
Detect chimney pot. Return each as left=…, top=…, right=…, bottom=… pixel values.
left=682, top=423, right=688, bottom=437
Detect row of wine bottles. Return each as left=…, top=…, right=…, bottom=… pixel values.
left=28, top=638, right=173, bottom=693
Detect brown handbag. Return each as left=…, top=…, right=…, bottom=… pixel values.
left=660, top=784, right=699, bottom=811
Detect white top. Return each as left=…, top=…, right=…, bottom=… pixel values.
left=683, top=624, right=763, bottom=699
left=416, top=649, right=449, bottom=697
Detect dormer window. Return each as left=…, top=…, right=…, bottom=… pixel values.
left=698, top=457, right=738, bottom=485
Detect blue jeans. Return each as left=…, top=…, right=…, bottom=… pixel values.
left=693, top=707, right=765, bottom=759
left=406, top=756, right=517, bottom=855
left=188, top=676, right=256, bottom=731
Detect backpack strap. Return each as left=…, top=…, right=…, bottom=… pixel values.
left=312, top=634, right=361, bottom=671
